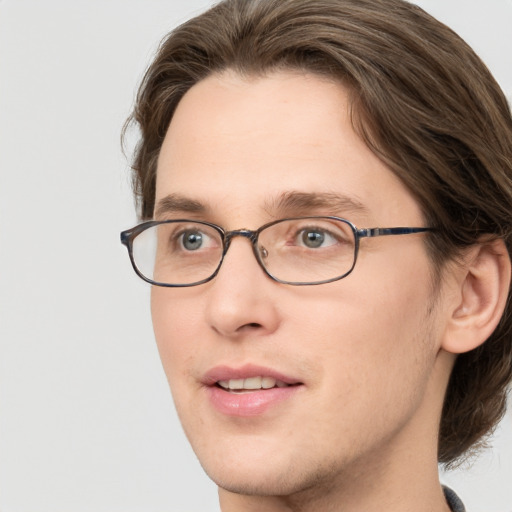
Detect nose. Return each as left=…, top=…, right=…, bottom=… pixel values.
left=205, top=236, right=281, bottom=339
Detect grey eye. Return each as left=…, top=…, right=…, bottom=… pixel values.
left=301, top=230, right=325, bottom=248
left=182, top=231, right=203, bottom=250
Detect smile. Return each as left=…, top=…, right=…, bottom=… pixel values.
left=217, top=376, right=291, bottom=391
left=204, top=365, right=303, bottom=416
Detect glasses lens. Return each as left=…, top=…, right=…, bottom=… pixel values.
left=131, top=221, right=223, bottom=285
left=257, top=217, right=356, bottom=283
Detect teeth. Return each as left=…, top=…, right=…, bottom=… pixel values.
left=217, top=377, right=289, bottom=390
left=261, top=377, right=276, bottom=389
left=244, top=377, right=263, bottom=390
left=218, top=380, right=230, bottom=389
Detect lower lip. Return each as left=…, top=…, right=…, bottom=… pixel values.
left=206, top=385, right=301, bottom=417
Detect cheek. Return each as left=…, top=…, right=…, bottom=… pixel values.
left=292, top=252, right=437, bottom=405
left=150, top=288, right=203, bottom=386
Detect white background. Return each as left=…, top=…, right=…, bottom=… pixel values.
left=0, top=1, right=511, bottom=511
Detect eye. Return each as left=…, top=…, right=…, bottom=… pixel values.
left=297, top=228, right=337, bottom=248
left=179, top=229, right=216, bottom=251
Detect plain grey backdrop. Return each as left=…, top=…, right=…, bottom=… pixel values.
left=0, top=1, right=511, bottom=511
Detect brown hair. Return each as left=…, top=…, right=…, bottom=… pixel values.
left=125, top=0, right=512, bottom=465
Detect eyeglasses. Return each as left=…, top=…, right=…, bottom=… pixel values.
left=120, top=217, right=432, bottom=287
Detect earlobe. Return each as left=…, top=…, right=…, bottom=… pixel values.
left=442, top=238, right=511, bottom=354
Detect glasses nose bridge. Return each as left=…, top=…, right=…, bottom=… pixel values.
left=223, top=229, right=259, bottom=254
left=220, top=228, right=267, bottom=277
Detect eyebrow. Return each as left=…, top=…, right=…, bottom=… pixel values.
left=154, top=191, right=370, bottom=221
left=264, top=191, right=370, bottom=218
left=154, top=194, right=208, bottom=219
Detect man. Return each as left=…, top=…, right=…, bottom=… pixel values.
left=120, top=0, right=512, bottom=510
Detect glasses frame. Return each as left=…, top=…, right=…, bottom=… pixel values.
left=120, top=217, right=433, bottom=287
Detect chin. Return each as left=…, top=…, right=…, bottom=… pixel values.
left=204, top=463, right=314, bottom=497
left=211, top=473, right=292, bottom=497
left=189, top=437, right=296, bottom=494
left=195, top=438, right=341, bottom=499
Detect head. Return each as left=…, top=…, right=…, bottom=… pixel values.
left=125, top=0, right=512, bottom=494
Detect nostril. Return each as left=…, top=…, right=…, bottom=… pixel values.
left=232, top=322, right=263, bottom=334
left=241, top=322, right=262, bottom=330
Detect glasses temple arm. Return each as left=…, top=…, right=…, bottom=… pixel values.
left=356, top=227, right=433, bottom=238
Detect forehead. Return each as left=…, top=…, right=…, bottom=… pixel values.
left=155, top=70, right=422, bottom=226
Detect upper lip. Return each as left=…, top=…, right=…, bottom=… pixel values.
left=202, top=364, right=302, bottom=386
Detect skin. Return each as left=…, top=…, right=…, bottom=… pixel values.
left=151, top=70, right=461, bottom=512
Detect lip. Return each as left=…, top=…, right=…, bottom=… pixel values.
left=202, top=364, right=303, bottom=417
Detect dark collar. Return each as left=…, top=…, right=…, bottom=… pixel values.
left=443, top=486, right=466, bottom=512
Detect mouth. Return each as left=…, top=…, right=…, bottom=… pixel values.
left=216, top=376, right=296, bottom=393
left=203, top=365, right=303, bottom=416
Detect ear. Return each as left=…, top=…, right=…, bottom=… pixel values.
left=441, top=238, right=511, bottom=354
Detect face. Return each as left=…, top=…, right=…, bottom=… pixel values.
left=152, top=71, right=449, bottom=500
